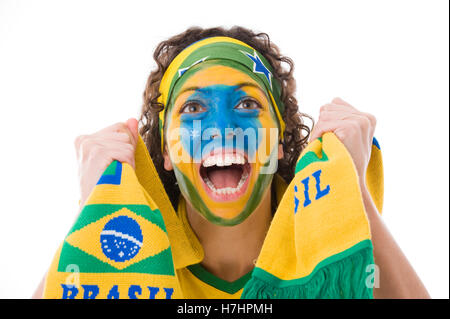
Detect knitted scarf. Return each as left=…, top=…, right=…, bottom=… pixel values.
left=42, top=132, right=382, bottom=299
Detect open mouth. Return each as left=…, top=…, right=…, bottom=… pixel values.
left=199, top=151, right=251, bottom=201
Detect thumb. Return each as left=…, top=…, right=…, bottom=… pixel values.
left=126, top=118, right=139, bottom=146
left=309, top=124, right=320, bottom=143
left=309, top=121, right=336, bottom=143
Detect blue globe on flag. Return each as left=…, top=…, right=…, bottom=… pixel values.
left=100, top=215, right=143, bottom=262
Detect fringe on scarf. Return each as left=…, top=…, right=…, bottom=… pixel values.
left=241, top=246, right=374, bottom=299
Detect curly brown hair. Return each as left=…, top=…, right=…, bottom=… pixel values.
left=139, top=26, right=312, bottom=206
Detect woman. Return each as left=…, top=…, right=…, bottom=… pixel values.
left=34, top=26, right=429, bottom=299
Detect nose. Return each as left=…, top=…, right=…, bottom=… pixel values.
left=225, top=130, right=235, bottom=139
left=210, top=131, right=220, bottom=140
left=204, top=109, right=236, bottom=141
left=209, top=130, right=234, bottom=140
left=201, top=88, right=238, bottom=144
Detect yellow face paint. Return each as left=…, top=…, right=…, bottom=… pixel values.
left=165, top=61, right=280, bottom=225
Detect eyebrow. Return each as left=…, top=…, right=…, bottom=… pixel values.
left=234, top=82, right=267, bottom=96
left=178, top=82, right=267, bottom=97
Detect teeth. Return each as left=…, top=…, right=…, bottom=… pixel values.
left=224, top=154, right=233, bottom=166
left=216, top=157, right=225, bottom=167
left=201, top=153, right=249, bottom=196
left=202, top=153, right=246, bottom=168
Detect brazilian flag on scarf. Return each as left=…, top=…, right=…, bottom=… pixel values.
left=43, top=152, right=183, bottom=299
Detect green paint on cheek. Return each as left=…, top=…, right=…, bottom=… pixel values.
left=173, top=147, right=278, bottom=226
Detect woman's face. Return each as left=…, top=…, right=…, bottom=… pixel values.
left=164, top=62, right=280, bottom=225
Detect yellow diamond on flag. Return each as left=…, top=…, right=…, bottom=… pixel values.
left=65, top=208, right=170, bottom=270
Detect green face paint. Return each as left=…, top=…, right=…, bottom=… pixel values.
left=171, top=146, right=278, bottom=226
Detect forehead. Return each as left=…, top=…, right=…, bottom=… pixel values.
left=175, top=64, right=263, bottom=95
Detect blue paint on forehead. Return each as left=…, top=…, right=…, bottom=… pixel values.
left=178, top=84, right=263, bottom=161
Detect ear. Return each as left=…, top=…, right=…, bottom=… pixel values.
left=278, top=143, right=284, bottom=160
left=163, top=146, right=174, bottom=171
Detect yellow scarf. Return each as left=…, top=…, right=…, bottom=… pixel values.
left=43, top=132, right=382, bottom=299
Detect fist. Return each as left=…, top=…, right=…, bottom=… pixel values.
left=74, top=118, right=139, bottom=207
left=309, top=97, right=376, bottom=186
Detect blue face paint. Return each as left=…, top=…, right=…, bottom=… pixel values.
left=179, top=84, right=263, bottom=162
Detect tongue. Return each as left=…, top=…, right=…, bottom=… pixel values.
left=208, top=166, right=242, bottom=189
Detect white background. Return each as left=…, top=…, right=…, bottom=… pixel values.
left=0, top=0, right=448, bottom=298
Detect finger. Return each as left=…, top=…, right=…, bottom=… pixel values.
left=103, top=144, right=136, bottom=169
left=84, top=131, right=131, bottom=144
left=97, top=122, right=129, bottom=135
left=319, top=109, right=359, bottom=122
left=341, top=114, right=375, bottom=139
left=113, top=131, right=135, bottom=144
left=319, top=109, right=373, bottom=124
left=331, top=97, right=353, bottom=108
left=96, top=122, right=135, bottom=147
left=78, top=138, right=136, bottom=163
left=320, top=102, right=355, bottom=114
left=309, top=120, right=340, bottom=142
left=126, top=118, right=139, bottom=146
left=74, top=135, right=88, bottom=157
left=92, top=139, right=137, bottom=153
left=89, top=134, right=134, bottom=146
left=361, top=112, right=377, bottom=128
left=332, top=127, right=349, bottom=146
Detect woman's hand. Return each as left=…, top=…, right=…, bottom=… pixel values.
left=74, top=118, right=139, bottom=207
left=309, top=97, right=376, bottom=186
left=310, top=99, right=430, bottom=298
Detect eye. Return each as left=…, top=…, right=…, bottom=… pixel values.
left=235, top=98, right=261, bottom=110
left=180, top=102, right=206, bottom=114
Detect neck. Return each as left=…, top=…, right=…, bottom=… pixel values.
left=185, top=186, right=273, bottom=282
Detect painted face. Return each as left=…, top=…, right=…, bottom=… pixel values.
left=164, top=61, right=280, bottom=226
